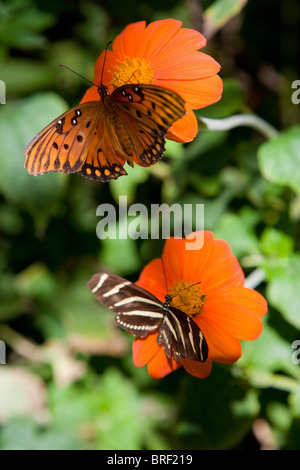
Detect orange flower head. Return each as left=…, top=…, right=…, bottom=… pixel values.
left=132, top=231, right=268, bottom=379
left=81, top=19, right=223, bottom=146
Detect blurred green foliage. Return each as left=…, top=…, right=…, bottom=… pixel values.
left=0, top=0, right=300, bottom=450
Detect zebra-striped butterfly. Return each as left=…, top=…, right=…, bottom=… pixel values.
left=88, top=272, right=208, bottom=362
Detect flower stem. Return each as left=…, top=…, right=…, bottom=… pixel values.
left=245, top=268, right=266, bottom=289
left=199, top=114, right=279, bottom=140
left=0, top=324, right=42, bottom=361
left=245, top=367, right=300, bottom=392
left=233, top=365, right=300, bottom=392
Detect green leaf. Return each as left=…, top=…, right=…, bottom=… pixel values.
left=204, top=0, right=248, bottom=30
left=52, top=271, right=128, bottom=355
left=0, top=0, right=55, bottom=50
left=260, top=228, right=294, bottom=258
left=0, top=273, right=22, bottom=321
left=48, top=368, right=161, bottom=450
left=99, top=217, right=142, bottom=275
left=176, top=365, right=260, bottom=450
left=184, top=128, right=228, bottom=161
left=0, top=418, right=81, bottom=450
left=14, top=262, right=58, bottom=300
left=258, top=125, right=300, bottom=195
left=289, top=387, right=300, bottom=418
left=238, top=321, right=293, bottom=374
left=109, top=163, right=149, bottom=205
left=267, top=265, right=300, bottom=329
left=0, top=93, right=69, bottom=226
left=1, top=59, right=57, bottom=95
left=266, top=402, right=293, bottom=434
left=215, top=207, right=260, bottom=257
left=0, top=204, right=24, bottom=235
left=94, top=368, right=146, bottom=450
left=285, top=390, right=300, bottom=449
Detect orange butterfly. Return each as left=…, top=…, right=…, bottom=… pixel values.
left=24, top=82, right=186, bottom=182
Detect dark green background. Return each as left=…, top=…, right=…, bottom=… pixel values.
left=0, top=0, right=300, bottom=450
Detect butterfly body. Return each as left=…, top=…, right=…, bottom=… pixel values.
left=88, top=272, right=208, bottom=362
left=25, top=83, right=186, bottom=182
left=103, top=97, right=135, bottom=158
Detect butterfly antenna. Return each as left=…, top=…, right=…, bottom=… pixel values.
left=169, top=281, right=202, bottom=301
left=126, top=70, right=138, bottom=84
left=100, top=40, right=113, bottom=86
left=59, top=64, right=97, bottom=88
left=160, top=258, right=201, bottom=300
left=161, top=257, right=169, bottom=295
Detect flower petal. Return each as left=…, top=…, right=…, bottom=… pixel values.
left=139, top=19, right=183, bottom=63
left=147, top=346, right=181, bottom=379
left=202, top=286, right=267, bottom=340
left=154, top=52, right=221, bottom=81
left=200, top=315, right=242, bottom=363
left=160, top=231, right=244, bottom=290
left=80, top=86, right=98, bottom=104
left=200, top=240, right=245, bottom=292
left=137, top=232, right=246, bottom=307
left=182, top=358, right=212, bottom=378
left=133, top=230, right=267, bottom=377
left=132, top=333, right=159, bottom=367
left=94, top=50, right=116, bottom=85
left=113, top=21, right=146, bottom=59
left=166, top=103, right=198, bottom=142
left=150, top=28, right=207, bottom=69
left=155, top=74, right=223, bottom=109
left=80, top=50, right=117, bottom=103
left=136, top=258, right=167, bottom=302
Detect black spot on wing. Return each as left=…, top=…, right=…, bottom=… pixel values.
left=79, top=162, right=127, bottom=182
left=138, top=137, right=166, bottom=166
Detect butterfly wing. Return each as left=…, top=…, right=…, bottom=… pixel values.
left=157, top=307, right=209, bottom=362
left=25, top=102, right=101, bottom=177
left=25, top=84, right=186, bottom=180
left=77, top=115, right=128, bottom=181
left=88, top=272, right=209, bottom=363
left=88, top=273, right=164, bottom=337
left=25, top=100, right=127, bottom=182
left=111, top=84, right=186, bottom=166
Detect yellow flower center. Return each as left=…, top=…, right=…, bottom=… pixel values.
left=168, top=280, right=206, bottom=317
left=110, top=56, right=154, bottom=88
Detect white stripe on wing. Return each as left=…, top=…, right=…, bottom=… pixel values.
left=113, top=296, right=162, bottom=308
left=118, top=310, right=163, bottom=319
left=92, top=273, right=109, bottom=293
left=103, top=281, right=131, bottom=297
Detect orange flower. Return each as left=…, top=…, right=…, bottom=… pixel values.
left=132, top=231, right=268, bottom=379
left=81, top=19, right=222, bottom=145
